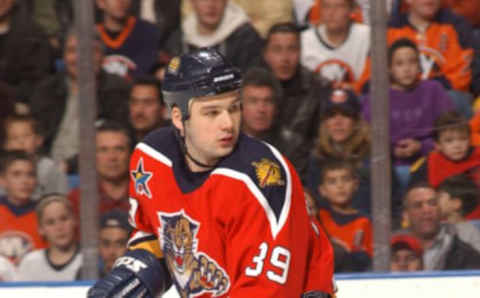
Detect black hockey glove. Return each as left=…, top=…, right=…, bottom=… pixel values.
left=88, top=249, right=171, bottom=298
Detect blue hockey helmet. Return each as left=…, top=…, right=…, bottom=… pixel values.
left=162, top=48, right=242, bottom=119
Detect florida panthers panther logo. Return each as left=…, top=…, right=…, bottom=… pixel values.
left=158, top=210, right=230, bottom=298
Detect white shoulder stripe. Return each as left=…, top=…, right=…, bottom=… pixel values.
left=211, top=145, right=292, bottom=239
left=264, top=143, right=292, bottom=239
left=136, top=142, right=172, bottom=167
left=127, top=231, right=156, bottom=247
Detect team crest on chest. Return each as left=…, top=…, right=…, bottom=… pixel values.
left=158, top=210, right=230, bottom=298
left=131, top=158, right=153, bottom=198
left=252, top=158, right=285, bottom=188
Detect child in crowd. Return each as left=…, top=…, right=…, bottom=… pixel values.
left=316, top=159, right=372, bottom=272
left=410, top=111, right=480, bottom=187
left=363, top=38, right=454, bottom=192
left=390, top=233, right=423, bottom=272
left=17, top=194, right=81, bottom=281
left=437, top=175, right=480, bottom=252
left=2, top=114, right=69, bottom=200
left=437, top=174, right=479, bottom=224
left=0, top=151, right=46, bottom=265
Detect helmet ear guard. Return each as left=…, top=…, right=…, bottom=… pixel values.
left=162, top=48, right=243, bottom=120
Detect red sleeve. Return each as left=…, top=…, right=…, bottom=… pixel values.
left=303, top=217, right=335, bottom=294
left=126, top=146, right=163, bottom=258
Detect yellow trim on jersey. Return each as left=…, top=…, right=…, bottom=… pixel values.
left=410, top=157, right=426, bottom=173
left=129, top=239, right=163, bottom=258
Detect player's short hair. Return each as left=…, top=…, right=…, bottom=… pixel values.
left=0, top=150, right=36, bottom=175
left=388, top=38, right=420, bottom=66
left=95, top=119, right=133, bottom=148
left=131, top=75, right=164, bottom=105
left=437, top=174, right=479, bottom=216
left=318, top=158, right=358, bottom=185
left=264, top=22, right=300, bottom=49
left=36, top=194, right=74, bottom=223
left=433, top=111, right=470, bottom=141
left=241, top=67, right=283, bottom=104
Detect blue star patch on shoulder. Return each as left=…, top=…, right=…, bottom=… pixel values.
left=131, top=158, right=153, bottom=198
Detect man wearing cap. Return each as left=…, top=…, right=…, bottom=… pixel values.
left=89, top=48, right=335, bottom=297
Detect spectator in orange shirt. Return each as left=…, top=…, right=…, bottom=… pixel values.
left=373, top=0, right=478, bottom=118
left=0, top=151, right=46, bottom=265
left=316, top=158, right=373, bottom=272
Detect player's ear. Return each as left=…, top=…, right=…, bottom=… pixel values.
left=171, top=106, right=185, bottom=137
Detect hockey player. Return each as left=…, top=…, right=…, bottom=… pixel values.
left=88, top=48, right=334, bottom=298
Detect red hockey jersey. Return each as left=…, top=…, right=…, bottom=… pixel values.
left=127, top=127, right=334, bottom=297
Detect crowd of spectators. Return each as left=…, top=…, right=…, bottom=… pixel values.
left=1, top=0, right=480, bottom=282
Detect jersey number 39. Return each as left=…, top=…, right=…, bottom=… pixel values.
left=245, top=242, right=291, bottom=284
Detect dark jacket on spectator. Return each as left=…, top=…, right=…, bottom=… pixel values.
left=131, top=0, right=181, bottom=45
left=276, top=67, right=332, bottom=179
left=0, top=2, right=53, bottom=102
left=29, top=71, right=130, bottom=154
left=444, top=235, right=480, bottom=270
left=164, top=2, right=262, bottom=72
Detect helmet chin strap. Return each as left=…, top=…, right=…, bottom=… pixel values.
left=173, top=123, right=216, bottom=170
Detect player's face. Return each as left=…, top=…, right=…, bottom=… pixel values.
left=4, top=121, right=41, bottom=155
left=181, top=91, right=242, bottom=169
left=263, top=32, right=300, bottom=81
left=321, top=0, right=353, bottom=33
left=319, top=168, right=358, bottom=209
left=129, top=84, right=164, bottom=133
left=191, top=0, right=227, bottom=31
left=39, top=201, right=76, bottom=250
left=435, top=130, right=470, bottom=161
left=404, top=187, right=441, bottom=239
left=64, top=35, right=103, bottom=79
left=99, top=227, right=129, bottom=272
left=96, top=131, right=131, bottom=182
left=390, top=46, right=420, bottom=90
left=391, top=249, right=422, bottom=272
left=241, top=85, right=276, bottom=137
left=97, top=0, right=132, bottom=21
left=0, top=160, right=36, bottom=205
left=324, top=112, right=355, bottom=144
left=406, top=0, right=441, bottom=20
